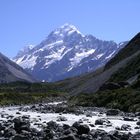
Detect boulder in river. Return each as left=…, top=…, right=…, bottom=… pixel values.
left=121, top=124, right=131, bottom=131
left=60, top=134, right=77, bottom=140
left=57, top=116, right=67, bottom=122
left=72, top=122, right=90, bottom=135
left=13, top=117, right=30, bottom=133
left=106, top=109, right=120, bottom=116
left=95, top=118, right=110, bottom=125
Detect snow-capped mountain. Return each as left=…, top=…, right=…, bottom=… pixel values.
left=15, top=45, right=35, bottom=59
left=13, top=23, right=127, bottom=82
left=0, top=52, right=35, bottom=83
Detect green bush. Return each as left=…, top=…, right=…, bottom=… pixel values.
left=69, top=88, right=140, bottom=112
left=0, top=82, right=67, bottom=106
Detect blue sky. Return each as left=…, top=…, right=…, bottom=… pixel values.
left=0, top=0, right=140, bottom=58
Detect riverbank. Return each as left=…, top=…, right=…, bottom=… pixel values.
left=0, top=101, right=140, bottom=139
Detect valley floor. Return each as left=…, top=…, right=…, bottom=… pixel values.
left=0, top=101, right=140, bottom=139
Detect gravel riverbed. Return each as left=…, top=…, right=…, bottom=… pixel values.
left=0, top=101, right=140, bottom=139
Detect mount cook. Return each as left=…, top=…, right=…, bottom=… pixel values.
left=13, top=24, right=127, bottom=82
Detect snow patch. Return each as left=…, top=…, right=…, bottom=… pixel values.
left=16, top=55, right=38, bottom=70
left=96, top=53, right=104, bottom=59
left=44, top=47, right=72, bottom=68
left=68, top=49, right=95, bottom=71
left=46, top=40, right=64, bottom=49
left=53, top=23, right=85, bottom=37
left=105, top=51, right=116, bottom=59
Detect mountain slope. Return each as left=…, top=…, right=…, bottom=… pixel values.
left=105, top=32, right=140, bottom=69
left=13, top=23, right=126, bottom=82
left=54, top=32, right=140, bottom=94
left=106, top=33, right=140, bottom=83
left=69, top=33, right=140, bottom=112
left=0, top=52, right=35, bottom=83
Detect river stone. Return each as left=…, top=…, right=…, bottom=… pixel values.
left=60, top=134, right=77, bottom=140
left=72, top=122, right=90, bottom=135
left=57, top=116, right=67, bottom=121
left=11, top=134, right=29, bottom=140
left=121, top=124, right=131, bottom=131
left=106, top=109, right=120, bottom=116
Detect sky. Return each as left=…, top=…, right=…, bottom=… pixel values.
left=0, top=0, right=140, bottom=58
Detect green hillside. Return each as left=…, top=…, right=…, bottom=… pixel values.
left=0, top=81, right=66, bottom=106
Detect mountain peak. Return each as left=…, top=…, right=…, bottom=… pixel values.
left=60, top=23, right=77, bottom=30
left=21, top=45, right=34, bottom=52
left=52, top=23, right=84, bottom=37
left=14, top=45, right=34, bottom=59
left=14, top=24, right=126, bottom=82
